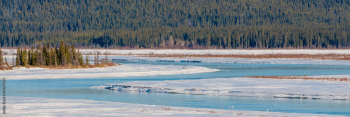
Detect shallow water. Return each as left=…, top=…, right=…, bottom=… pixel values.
left=4, top=61, right=350, bottom=116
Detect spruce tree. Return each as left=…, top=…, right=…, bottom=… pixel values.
left=54, top=49, right=58, bottom=67
left=49, top=48, right=53, bottom=66
left=43, top=44, right=47, bottom=65
left=55, top=45, right=60, bottom=65
left=0, top=48, right=3, bottom=65
left=30, top=45, right=35, bottom=65
left=28, top=50, right=31, bottom=65
left=32, top=49, right=37, bottom=66
left=79, top=54, right=84, bottom=66
left=66, top=43, right=71, bottom=65
left=5, top=57, right=9, bottom=67
left=21, top=49, right=28, bottom=66
left=85, top=55, right=89, bottom=65
left=59, top=41, right=66, bottom=66
left=20, top=50, right=23, bottom=65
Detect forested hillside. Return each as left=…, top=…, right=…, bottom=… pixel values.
left=1, top=0, right=350, bottom=49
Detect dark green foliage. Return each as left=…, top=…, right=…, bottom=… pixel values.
left=0, top=0, right=350, bottom=48
left=79, top=54, right=84, bottom=66
left=15, top=41, right=83, bottom=67
left=0, top=48, right=3, bottom=65
left=21, top=49, right=28, bottom=66
left=85, top=55, right=89, bottom=65
left=16, top=47, right=20, bottom=66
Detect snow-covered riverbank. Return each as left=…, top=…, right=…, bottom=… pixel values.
left=97, top=77, right=350, bottom=100
left=108, top=55, right=350, bottom=65
left=78, top=49, right=350, bottom=55
left=3, top=49, right=350, bottom=65
left=3, top=49, right=350, bottom=55
left=2, top=97, right=342, bottom=117
left=0, top=64, right=219, bottom=80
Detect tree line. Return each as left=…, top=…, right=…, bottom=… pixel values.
left=0, top=0, right=350, bottom=48
left=15, top=41, right=84, bottom=67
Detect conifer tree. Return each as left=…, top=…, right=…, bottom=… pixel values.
left=54, top=49, right=58, bottom=67
left=28, top=50, right=31, bottom=65
left=5, top=57, right=9, bottom=67
left=20, top=50, right=23, bottom=65
left=0, top=48, right=3, bottom=65
left=43, top=44, right=47, bottom=64
left=49, top=48, right=53, bottom=66
left=71, top=45, right=76, bottom=65
left=16, top=47, right=20, bottom=66
left=36, top=43, right=43, bottom=66
left=85, top=55, right=89, bottom=65
left=21, top=49, right=28, bottom=66
left=66, top=43, right=71, bottom=64
left=30, top=45, right=34, bottom=65
left=45, top=43, right=51, bottom=66
left=59, top=41, right=66, bottom=66
left=79, top=54, right=84, bottom=66
left=32, top=49, right=37, bottom=66
left=55, top=45, right=60, bottom=65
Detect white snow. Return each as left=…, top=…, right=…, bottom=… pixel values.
left=101, top=77, right=350, bottom=100
left=78, top=49, right=350, bottom=55
left=2, top=96, right=341, bottom=117
left=0, top=64, right=219, bottom=80
left=3, top=49, right=350, bottom=55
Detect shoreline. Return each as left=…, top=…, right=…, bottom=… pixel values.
left=3, top=48, right=350, bottom=55
left=134, top=53, right=350, bottom=61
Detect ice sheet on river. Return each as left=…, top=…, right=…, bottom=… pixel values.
left=2, top=96, right=342, bottom=117
left=0, top=64, right=219, bottom=80
left=97, top=77, right=350, bottom=100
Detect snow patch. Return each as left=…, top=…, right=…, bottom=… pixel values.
left=3, top=49, right=350, bottom=55
left=3, top=97, right=342, bottom=117
left=0, top=64, right=219, bottom=80
left=77, top=49, right=350, bottom=55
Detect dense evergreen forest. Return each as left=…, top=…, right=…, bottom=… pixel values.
left=1, top=0, right=350, bottom=49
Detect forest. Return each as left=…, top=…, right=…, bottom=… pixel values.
left=0, top=41, right=114, bottom=70
left=1, top=0, right=350, bottom=49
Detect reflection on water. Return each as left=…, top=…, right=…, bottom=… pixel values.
left=5, top=61, right=350, bottom=116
